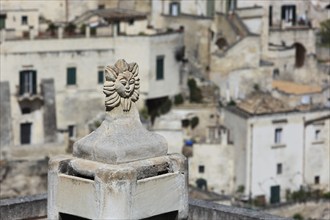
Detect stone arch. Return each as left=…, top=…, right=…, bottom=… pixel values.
left=293, top=43, right=306, bottom=68
left=215, top=37, right=228, bottom=50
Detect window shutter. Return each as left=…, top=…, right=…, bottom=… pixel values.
left=32, top=70, right=37, bottom=94
left=281, top=6, right=285, bottom=20
left=19, top=71, right=24, bottom=95
left=156, top=56, right=164, bottom=80
left=67, top=67, right=76, bottom=85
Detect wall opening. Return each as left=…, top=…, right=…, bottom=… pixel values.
left=215, top=37, right=228, bottom=50
left=294, top=43, right=306, bottom=68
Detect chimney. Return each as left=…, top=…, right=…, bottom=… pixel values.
left=48, top=59, right=188, bottom=219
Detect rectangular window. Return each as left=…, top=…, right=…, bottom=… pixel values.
left=281, top=5, right=296, bottom=24
left=67, top=67, right=76, bottom=85
left=21, top=15, right=28, bottom=25
left=277, top=163, right=282, bottom=174
left=19, top=70, right=37, bottom=95
left=275, top=128, right=282, bottom=144
left=0, top=15, right=6, bottom=29
left=20, top=123, right=32, bottom=144
left=170, top=2, right=180, bottom=16
left=156, top=56, right=164, bottom=80
left=198, top=165, right=205, bottom=173
left=68, top=125, right=76, bottom=138
left=98, top=70, right=104, bottom=84
left=314, top=176, right=320, bottom=184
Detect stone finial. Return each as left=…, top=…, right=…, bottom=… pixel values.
left=103, top=59, right=140, bottom=112
left=73, top=59, right=168, bottom=164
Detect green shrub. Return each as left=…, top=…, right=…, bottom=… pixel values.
left=190, top=116, right=199, bottom=129
left=174, top=94, right=184, bottom=105
left=293, top=213, right=304, bottom=220
left=159, top=98, right=172, bottom=114
left=188, top=78, right=203, bottom=103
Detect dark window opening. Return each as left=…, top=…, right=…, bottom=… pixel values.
left=19, top=70, right=37, bottom=95
left=314, top=176, right=320, bottom=184
left=326, top=4, right=330, bottom=9
left=269, top=5, right=273, bottom=27
left=294, top=43, right=306, bottom=68
left=22, top=107, right=31, bottom=114
left=98, top=70, right=104, bottom=84
left=68, top=125, right=75, bottom=138
left=21, top=15, right=28, bottom=25
left=67, top=67, right=76, bottom=85
left=198, top=165, right=205, bottom=173
left=275, top=128, right=282, bottom=144
left=281, top=5, right=296, bottom=25
left=156, top=56, right=164, bottom=80
left=20, top=123, right=31, bottom=144
left=0, top=15, right=6, bottom=29
left=273, top=68, right=280, bottom=79
left=128, top=19, right=134, bottom=25
left=169, top=2, right=180, bottom=16
left=226, top=0, right=237, bottom=13
left=196, top=178, right=207, bottom=190
left=98, top=4, right=105, bottom=9
left=277, top=163, right=282, bottom=174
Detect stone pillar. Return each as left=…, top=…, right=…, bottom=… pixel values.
left=0, top=81, right=12, bottom=147
left=48, top=59, right=188, bottom=219
left=58, top=27, right=63, bottom=39
left=42, top=79, right=57, bottom=143
left=0, top=29, right=6, bottom=42
left=85, top=26, right=90, bottom=38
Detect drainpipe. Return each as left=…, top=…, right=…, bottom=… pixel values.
left=249, top=123, right=254, bottom=202
left=302, top=117, right=306, bottom=185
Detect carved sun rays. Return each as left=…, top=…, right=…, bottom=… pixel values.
left=103, top=59, right=140, bottom=112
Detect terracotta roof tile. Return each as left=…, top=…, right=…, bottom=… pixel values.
left=272, top=80, right=322, bottom=95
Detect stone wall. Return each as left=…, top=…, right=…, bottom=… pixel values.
left=0, top=81, right=12, bottom=147
left=0, top=195, right=290, bottom=220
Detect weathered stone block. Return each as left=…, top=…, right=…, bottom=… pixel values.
left=48, top=154, right=188, bottom=219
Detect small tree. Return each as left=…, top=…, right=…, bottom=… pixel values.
left=187, top=78, right=203, bottom=103
left=319, top=19, right=330, bottom=47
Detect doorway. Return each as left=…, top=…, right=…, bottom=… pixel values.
left=270, top=185, right=280, bottom=204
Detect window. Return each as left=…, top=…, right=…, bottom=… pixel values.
left=67, top=67, right=76, bottom=85
left=315, top=129, right=321, bottom=140
left=98, top=70, right=104, bottom=84
left=227, top=0, right=237, bottom=12
left=198, top=165, right=205, bottom=173
left=314, top=176, right=320, bottom=184
left=156, top=56, right=164, bottom=80
left=169, top=2, right=180, bottom=16
left=274, top=128, right=282, bottom=144
left=21, top=15, right=28, bottom=25
left=281, top=5, right=296, bottom=24
left=22, top=107, right=31, bottom=114
left=68, top=125, right=76, bottom=138
left=19, top=70, right=37, bottom=95
left=20, top=123, right=32, bottom=144
left=0, top=14, right=6, bottom=29
left=277, top=163, right=282, bottom=174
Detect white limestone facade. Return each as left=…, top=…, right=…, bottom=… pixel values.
left=223, top=107, right=330, bottom=203
left=0, top=32, right=183, bottom=143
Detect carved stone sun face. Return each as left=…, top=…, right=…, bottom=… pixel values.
left=115, top=71, right=135, bottom=98
left=103, top=59, right=140, bottom=112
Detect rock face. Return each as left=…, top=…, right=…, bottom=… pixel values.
left=73, top=59, right=168, bottom=164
